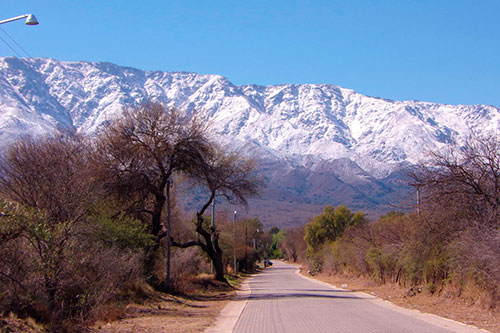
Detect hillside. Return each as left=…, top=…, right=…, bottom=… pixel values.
left=1, top=57, right=499, bottom=226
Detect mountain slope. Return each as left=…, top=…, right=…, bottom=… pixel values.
left=1, top=57, right=499, bottom=226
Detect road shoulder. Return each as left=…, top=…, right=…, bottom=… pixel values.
left=204, top=279, right=252, bottom=333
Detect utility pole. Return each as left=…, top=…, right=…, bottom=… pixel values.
left=245, top=222, right=248, bottom=272
left=165, top=179, right=172, bottom=290
left=211, top=197, right=215, bottom=274
left=233, top=211, right=237, bottom=274
left=254, top=229, right=259, bottom=249
left=416, top=185, right=421, bottom=216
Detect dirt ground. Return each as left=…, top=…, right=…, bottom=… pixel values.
left=91, top=288, right=234, bottom=333
left=300, top=268, right=500, bottom=333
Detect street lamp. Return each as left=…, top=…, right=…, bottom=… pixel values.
left=0, top=14, right=39, bottom=26
left=254, top=229, right=259, bottom=249
left=409, top=181, right=423, bottom=216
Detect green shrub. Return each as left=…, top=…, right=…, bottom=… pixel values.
left=366, top=247, right=384, bottom=281
left=89, top=209, right=154, bottom=251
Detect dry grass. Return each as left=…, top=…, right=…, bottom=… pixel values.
left=0, top=275, right=239, bottom=333
left=90, top=276, right=236, bottom=333
left=0, top=312, right=46, bottom=332
left=301, top=268, right=500, bottom=333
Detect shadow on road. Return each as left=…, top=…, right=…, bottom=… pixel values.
left=246, top=292, right=368, bottom=301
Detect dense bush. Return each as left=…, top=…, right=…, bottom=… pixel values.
left=304, top=205, right=367, bottom=257
left=0, top=199, right=146, bottom=328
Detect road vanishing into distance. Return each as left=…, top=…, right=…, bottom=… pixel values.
left=208, top=261, right=485, bottom=333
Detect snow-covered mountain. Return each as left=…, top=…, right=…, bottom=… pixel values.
left=1, top=57, right=499, bottom=225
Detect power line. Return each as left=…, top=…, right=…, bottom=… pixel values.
left=0, top=26, right=32, bottom=58
left=0, top=34, right=23, bottom=57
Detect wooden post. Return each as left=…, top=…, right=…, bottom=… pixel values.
left=166, top=179, right=172, bottom=290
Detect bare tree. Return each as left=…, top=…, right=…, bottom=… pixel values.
left=90, top=102, right=214, bottom=288
left=411, top=134, right=500, bottom=227
left=0, top=135, right=94, bottom=223
left=92, top=103, right=210, bottom=243
left=172, top=149, right=262, bottom=282
left=407, top=134, right=500, bottom=300
left=279, top=226, right=307, bottom=263
left=89, top=101, right=261, bottom=284
left=0, top=135, right=105, bottom=322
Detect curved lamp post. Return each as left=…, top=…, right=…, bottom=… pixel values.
left=0, top=14, right=39, bottom=25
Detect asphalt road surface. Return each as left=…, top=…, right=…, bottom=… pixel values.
left=210, top=261, right=485, bottom=333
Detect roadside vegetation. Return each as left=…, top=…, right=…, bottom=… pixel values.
left=4, top=100, right=498, bottom=331
left=0, top=102, right=269, bottom=331
left=277, top=134, right=500, bottom=318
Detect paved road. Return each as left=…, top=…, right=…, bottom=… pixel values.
left=212, top=261, right=485, bottom=333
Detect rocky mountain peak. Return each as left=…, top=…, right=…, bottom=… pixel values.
left=1, top=57, right=499, bottom=225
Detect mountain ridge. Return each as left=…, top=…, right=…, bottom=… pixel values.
left=1, top=57, right=499, bottom=226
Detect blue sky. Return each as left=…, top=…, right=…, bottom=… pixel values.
left=1, top=1, right=499, bottom=106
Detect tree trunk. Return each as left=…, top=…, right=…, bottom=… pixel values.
left=151, top=192, right=165, bottom=241
left=145, top=190, right=167, bottom=288
left=196, top=212, right=227, bottom=283
left=213, top=247, right=225, bottom=281
left=171, top=210, right=228, bottom=284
